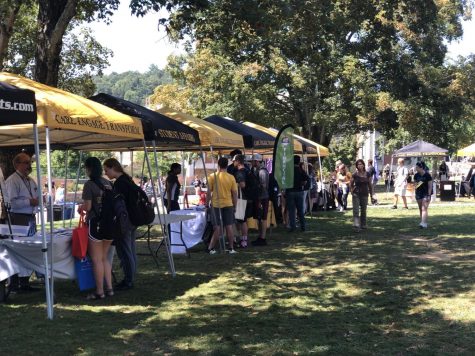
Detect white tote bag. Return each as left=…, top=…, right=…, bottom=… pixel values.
left=234, top=187, right=247, bottom=220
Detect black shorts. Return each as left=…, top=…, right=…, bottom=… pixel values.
left=210, top=207, right=235, bottom=227
left=88, top=216, right=113, bottom=242
left=253, top=199, right=269, bottom=220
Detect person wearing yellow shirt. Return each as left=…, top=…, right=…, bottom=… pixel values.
left=206, top=157, right=238, bottom=254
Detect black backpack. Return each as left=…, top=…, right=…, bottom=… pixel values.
left=123, top=180, right=155, bottom=226
left=244, top=168, right=260, bottom=198
left=92, top=180, right=130, bottom=240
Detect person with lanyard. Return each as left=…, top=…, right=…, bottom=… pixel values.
left=414, top=161, right=433, bottom=229
left=165, top=163, right=181, bottom=213
left=4, top=152, right=40, bottom=292
left=350, top=159, right=375, bottom=232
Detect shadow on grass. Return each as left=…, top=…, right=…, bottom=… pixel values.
left=1, top=206, right=474, bottom=354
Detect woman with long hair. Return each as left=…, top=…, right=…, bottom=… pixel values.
left=102, top=158, right=136, bottom=290
left=336, top=164, right=351, bottom=212
left=350, top=159, right=374, bottom=231
left=165, top=163, right=182, bottom=213
left=78, top=157, right=114, bottom=300
left=414, top=161, right=433, bottom=228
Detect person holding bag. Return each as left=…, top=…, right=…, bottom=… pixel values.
left=77, top=157, right=114, bottom=300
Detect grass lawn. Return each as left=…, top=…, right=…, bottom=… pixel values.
left=1, top=203, right=474, bottom=355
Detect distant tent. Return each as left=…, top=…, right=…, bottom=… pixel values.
left=204, top=115, right=274, bottom=149
left=393, top=140, right=448, bottom=158
left=457, top=143, right=475, bottom=157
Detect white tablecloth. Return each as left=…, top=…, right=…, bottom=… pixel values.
left=170, top=208, right=207, bottom=254
left=0, top=229, right=75, bottom=281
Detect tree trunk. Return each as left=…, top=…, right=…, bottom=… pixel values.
left=34, top=0, right=77, bottom=86
left=0, top=3, right=23, bottom=70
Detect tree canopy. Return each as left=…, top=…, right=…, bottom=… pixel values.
left=138, top=0, right=475, bottom=153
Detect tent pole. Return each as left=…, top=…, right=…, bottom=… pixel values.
left=150, top=140, right=176, bottom=277
left=386, top=155, right=394, bottom=199
left=45, top=127, right=55, bottom=318
left=130, top=151, right=134, bottom=178
left=62, top=148, right=69, bottom=229
left=317, top=146, right=325, bottom=210
left=34, top=124, right=53, bottom=320
left=70, top=151, right=82, bottom=228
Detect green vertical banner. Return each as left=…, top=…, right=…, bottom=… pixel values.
left=272, top=124, right=295, bottom=189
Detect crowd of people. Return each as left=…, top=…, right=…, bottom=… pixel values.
left=0, top=149, right=465, bottom=300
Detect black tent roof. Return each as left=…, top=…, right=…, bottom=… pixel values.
left=89, top=93, right=200, bottom=145
left=0, top=82, right=37, bottom=125
left=204, top=115, right=274, bottom=149
left=393, top=140, right=448, bottom=157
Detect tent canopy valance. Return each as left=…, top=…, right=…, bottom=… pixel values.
left=0, top=81, right=37, bottom=125
left=89, top=93, right=200, bottom=146
left=156, top=107, right=244, bottom=149
left=292, top=133, right=330, bottom=156
left=457, top=143, right=475, bottom=157
left=393, top=140, right=448, bottom=158
left=0, top=72, right=143, bottom=147
left=204, top=115, right=274, bottom=149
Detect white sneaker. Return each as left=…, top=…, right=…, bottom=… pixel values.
left=208, top=249, right=217, bottom=255
left=339, top=207, right=344, bottom=212
left=419, top=223, right=428, bottom=229
left=228, top=249, right=237, bottom=254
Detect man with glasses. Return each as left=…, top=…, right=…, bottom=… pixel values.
left=4, top=152, right=39, bottom=292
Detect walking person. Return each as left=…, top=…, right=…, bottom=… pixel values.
left=78, top=157, right=114, bottom=300
left=414, top=161, right=433, bottom=228
left=350, top=159, right=375, bottom=231
left=392, top=158, right=409, bottom=209
left=336, top=164, right=351, bottom=211
left=206, top=157, right=238, bottom=254
left=285, top=155, right=309, bottom=232
left=102, top=158, right=136, bottom=290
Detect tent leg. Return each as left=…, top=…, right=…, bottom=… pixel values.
left=62, top=148, right=69, bottom=229
left=70, top=151, right=82, bottom=228
left=150, top=141, right=176, bottom=277
left=45, top=127, right=55, bottom=311
left=36, top=125, right=53, bottom=320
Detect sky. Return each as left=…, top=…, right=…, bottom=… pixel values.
left=89, top=3, right=475, bottom=74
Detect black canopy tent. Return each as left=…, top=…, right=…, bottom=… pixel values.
left=85, top=93, right=201, bottom=149
left=204, top=115, right=274, bottom=149
left=0, top=82, right=37, bottom=124
left=0, top=82, right=53, bottom=318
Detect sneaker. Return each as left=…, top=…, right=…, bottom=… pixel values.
left=228, top=249, right=238, bottom=254
left=391, top=205, right=397, bottom=209
left=208, top=248, right=217, bottom=255
left=419, top=223, right=428, bottom=229
left=240, top=240, right=248, bottom=248
left=339, top=207, right=344, bottom=212
left=251, top=238, right=267, bottom=246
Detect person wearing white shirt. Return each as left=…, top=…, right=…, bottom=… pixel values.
left=4, top=152, right=40, bottom=292
left=391, top=158, right=409, bottom=209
